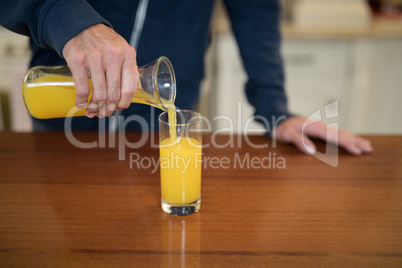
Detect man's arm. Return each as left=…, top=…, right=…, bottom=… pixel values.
left=0, top=0, right=137, bottom=118
left=223, top=0, right=372, bottom=155
left=223, top=0, right=290, bottom=131
left=0, top=0, right=109, bottom=57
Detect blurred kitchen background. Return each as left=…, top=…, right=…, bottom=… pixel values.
left=0, top=0, right=401, bottom=133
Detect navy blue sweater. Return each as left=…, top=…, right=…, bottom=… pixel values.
left=0, top=0, right=291, bottom=133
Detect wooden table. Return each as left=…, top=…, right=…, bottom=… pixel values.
left=0, top=132, right=401, bottom=267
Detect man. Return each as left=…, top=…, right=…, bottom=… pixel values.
left=0, top=0, right=372, bottom=155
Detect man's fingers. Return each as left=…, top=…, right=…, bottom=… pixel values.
left=301, top=120, right=374, bottom=155
left=105, top=61, right=122, bottom=117
left=66, top=60, right=90, bottom=109
left=339, top=134, right=373, bottom=155
left=287, top=127, right=317, bottom=155
left=343, top=142, right=363, bottom=155
left=117, top=53, right=137, bottom=110
left=274, top=116, right=374, bottom=156
left=357, top=138, right=373, bottom=154
left=302, top=121, right=336, bottom=143
left=86, top=59, right=107, bottom=118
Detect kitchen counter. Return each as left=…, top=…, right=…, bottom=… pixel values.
left=0, top=132, right=401, bottom=266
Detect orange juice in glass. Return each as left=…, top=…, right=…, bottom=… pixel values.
left=159, top=110, right=203, bottom=216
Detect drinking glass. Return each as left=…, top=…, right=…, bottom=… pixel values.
left=158, top=110, right=203, bottom=216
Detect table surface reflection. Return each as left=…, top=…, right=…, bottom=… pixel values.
left=0, top=132, right=401, bottom=267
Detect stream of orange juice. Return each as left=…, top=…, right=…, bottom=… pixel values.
left=166, top=107, right=177, bottom=141
left=159, top=137, right=202, bottom=205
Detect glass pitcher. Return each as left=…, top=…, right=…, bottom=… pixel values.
left=22, top=56, right=176, bottom=119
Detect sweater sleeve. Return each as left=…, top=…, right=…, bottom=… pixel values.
left=0, top=0, right=111, bottom=57
left=223, top=0, right=292, bottom=136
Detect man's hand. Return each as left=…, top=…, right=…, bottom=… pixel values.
left=272, top=116, right=373, bottom=155
left=62, top=23, right=138, bottom=118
